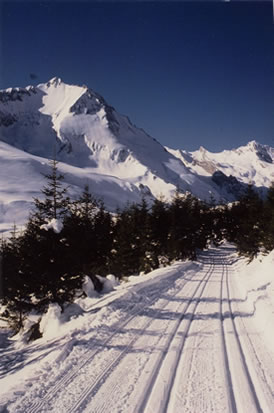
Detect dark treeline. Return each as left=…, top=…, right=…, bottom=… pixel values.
left=1, top=160, right=274, bottom=331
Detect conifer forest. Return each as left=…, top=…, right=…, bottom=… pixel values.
left=1, top=159, right=274, bottom=330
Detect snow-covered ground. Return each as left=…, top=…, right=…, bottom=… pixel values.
left=0, top=244, right=273, bottom=412
left=0, top=140, right=143, bottom=234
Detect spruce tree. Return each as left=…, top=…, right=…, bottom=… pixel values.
left=167, top=191, right=202, bottom=260
left=62, top=186, right=112, bottom=289
left=110, top=205, right=139, bottom=278
left=18, top=158, right=81, bottom=311
left=62, top=184, right=98, bottom=277
left=149, top=197, right=169, bottom=268
left=92, top=201, right=113, bottom=275
left=0, top=227, right=32, bottom=330
left=110, top=199, right=151, bottom=277
left=33, top=158, right=70, bottom=221
left=262, top=182, right=274, bottom=251
left=232, top=184, right=263, bottom=259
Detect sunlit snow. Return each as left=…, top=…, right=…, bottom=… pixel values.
left=0, top=245, right=273, bottom=412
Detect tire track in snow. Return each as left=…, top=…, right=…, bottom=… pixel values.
left=154, top=250, right=234, bottom=413
left=62, top=264, right=214, bottom=413
left=78, top=259, right=214, bottom=413
left=229, top=271, right=274, bottom=411
left=222, top=259, right=263, bottom=413
left=219, top=258, right=237, bottom=413
left=16, top=266, right=196, bottom=413
left=136, top=256, right=215, bottom=413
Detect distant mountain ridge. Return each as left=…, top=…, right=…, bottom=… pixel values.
left=0, top=78, right=273, bottom=233
left=167, top=140, right=274, bottom=192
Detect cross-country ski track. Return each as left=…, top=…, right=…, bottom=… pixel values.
left=1, top=244, right=274, bottom=413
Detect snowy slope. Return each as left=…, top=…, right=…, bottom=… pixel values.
left=0, top=245, right=273, bottom=412
left=0, top=141, right=144, bottom=233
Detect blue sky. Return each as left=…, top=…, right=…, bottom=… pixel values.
left=0, top=1, right=273, bottom=152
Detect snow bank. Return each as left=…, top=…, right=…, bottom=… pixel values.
left=106, top=273, right=120, bottom=287
left=97, top=274, right=120, bottom=293
left=233, top=250, right=274, bottom=353
left=82, top=274, right=119, bottom=297
left=82, top=275, right=98, bottom=298
left=39, top=303, right=62, bottom=340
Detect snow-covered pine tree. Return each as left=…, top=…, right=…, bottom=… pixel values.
left=231, top=184, right=264, bottom=260
left=92, top=200, right=113, bottom=275
left=0, top=226, right=33, bottom=330
left=110, top=199, right=151, bottom=277
left=19, top=158, right=81, bottom=311
left=148, top=196, right=170, bottom=268
left=262, top=182, right=274, bottom=252
left=62, top=185, right=112, bottom=289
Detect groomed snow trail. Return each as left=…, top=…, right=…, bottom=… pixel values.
left=2, top=245, right=274, bottom=413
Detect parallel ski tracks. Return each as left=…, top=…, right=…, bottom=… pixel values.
left=12, top=250, right=272, bottom=413
left=141, top=253, right=269, bottom=413
left=221, top=258, right=264, bottom=413
left=72, top=256, right=216, bottom=413
left=64, top=261, right=215, bottom=413
left=22, top=264, right=205, bottom=413
left=135, top=257, right=216, bottom=413
left=219, top=258, right=238, bottom=413
left=233, top=302, right=274, bottom=410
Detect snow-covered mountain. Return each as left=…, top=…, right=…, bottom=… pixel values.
left=0, top=77, right=273, bottom=232
left=167, top=141, right=274, bottom=198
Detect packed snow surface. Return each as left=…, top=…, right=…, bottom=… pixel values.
left=0, top=244, right=273, bottom=412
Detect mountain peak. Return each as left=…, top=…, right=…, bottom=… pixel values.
left=246, top=140, right=260, bottom=150
left=47, top=76, right=63, bottom=87
left=236, top=140, right=272, bottom=163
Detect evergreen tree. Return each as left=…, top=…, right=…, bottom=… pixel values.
left=33, top=158, right=69, bottom=221
left=207, top=204, right=226, bottom=246
left=62, top=186, right=112, bottom=288
left=232, top=184, right=264, bottom=259
left=218, top=203, right=235, bottom=243
left=0, top=227, right=32, bottom=330
left=167, top=191, right=203, bottom=260
left=109, top=206, right=134, bottom=278
left=62, top=184, right=98, bottom=276
left=92, top=201, right=113, bottom=274
left=262, top=182, right=274, bottom=251
left=17, top=159, right=81, bottom=311
left=167, top=190, right=186, bottom=260
left=110, top=199, right=151, bottom=277
left=149, top=197, right=170, bottom=268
